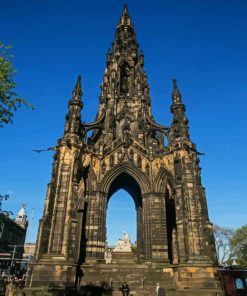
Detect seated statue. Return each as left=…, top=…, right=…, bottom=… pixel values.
left=123, top=231, right=130, bottom=244
left=113, top=231, right=132, bottom=252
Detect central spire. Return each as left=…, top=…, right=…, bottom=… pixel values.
left=117, top=4, right=134, bottom=28
left=93, top=4, right=157, bottom=147
left=112, top=4, right=139, bottom=59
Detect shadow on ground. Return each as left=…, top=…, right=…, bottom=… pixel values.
left=64, top=282, right=113, bottom=296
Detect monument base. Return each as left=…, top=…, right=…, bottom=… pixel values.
left=25, top=256, right=76, bottom=288
left=111, top=251, right=136, bottom=263
left=78, top=262, right=223, bottom=296
left=24, top=262, right=224, bottom=295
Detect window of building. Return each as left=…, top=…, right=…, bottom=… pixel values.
left=235, top=278, right=244, bottom=289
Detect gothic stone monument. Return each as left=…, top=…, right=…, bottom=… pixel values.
left=26, top=5, right=222, bottom=295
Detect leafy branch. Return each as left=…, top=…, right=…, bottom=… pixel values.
left=0, top=42, right=33, bottom=127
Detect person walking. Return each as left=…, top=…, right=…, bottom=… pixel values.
left=120, top=282, right=130, bottom=296
left=156, top=282, right=165, bottom=296
left=156, top=283, right=160, bottom=295
left=5, top=277, right=17, bottom=296
left=14, top=278, right=25, bottom=296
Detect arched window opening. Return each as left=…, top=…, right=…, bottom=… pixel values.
left=235, top=278, right=244, bottom=290
left=166, top=191, right=176, bottom=264
left=106, top=189, right=136, bottom=247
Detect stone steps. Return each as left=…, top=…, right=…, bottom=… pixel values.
left=24, top=262, right=223, bottom=295
left=80, top=262, right=176, bottom=295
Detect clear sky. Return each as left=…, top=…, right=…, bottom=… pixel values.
left=0, top=0, right=246, bottom=245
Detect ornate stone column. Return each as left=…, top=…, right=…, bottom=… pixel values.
left=84, top=192, right=107, bottom=262
left=142, top=193, right=169, bottom=262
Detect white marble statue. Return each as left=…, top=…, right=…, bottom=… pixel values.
left=123, top=232, right=130, bottom=243
left=113, top=231, right=132, bottom=252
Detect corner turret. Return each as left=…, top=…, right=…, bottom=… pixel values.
left=64, top=75, right=83, bottom=136
left=170, top=79, right=190, bottom=142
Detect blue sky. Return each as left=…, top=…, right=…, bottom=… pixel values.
left=0, top=0, right=246, bottom=245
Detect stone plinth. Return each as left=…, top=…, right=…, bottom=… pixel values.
left=111, top=251, right=136, bottom=263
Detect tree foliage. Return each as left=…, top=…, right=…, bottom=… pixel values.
left=0, top=42, right=33, bottom=127
left=213, top=224, right=234, bottom=265
left=0, top=194, right=12, bottom=231
left=230, top=224, right=247, bottom=267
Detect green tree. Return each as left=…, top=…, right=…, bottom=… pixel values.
left=0, top=194, right=12, bottom=231
left=230, top=224, right=247, bottom=267
left=0, top=42, right=33, bottom=127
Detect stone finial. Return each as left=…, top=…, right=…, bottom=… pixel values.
left=118, top=3, right=133, bottom=27
left=172, top=79, right=182, bottom=104
left=123, top=3, right=129, bottom=16
left=64, top=75, right=83, bottom=135
left=170, top=79, right=189, bottom=140
left=72, top=75, right=83, bottom=100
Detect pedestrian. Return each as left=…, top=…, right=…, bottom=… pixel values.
left=75, top=265, right=83, bottom=287
left=14, top=278, right=25, bottom=296
left=120, top=282, right=130, bottom=296
left=5, top=276, right=17, bottom=296
left=156, top=282, right=165, bottom=296
left=156, top=283, right=160, bottom=295
left=13, top=286, right=25, bottom=296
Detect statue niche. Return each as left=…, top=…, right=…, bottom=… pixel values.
left=120, top=62, right=131, bottom=95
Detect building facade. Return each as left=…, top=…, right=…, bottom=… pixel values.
left=0, top=205, right=28, bottom=275
left=20, top=243, right=36, bottom=274
left=219, top=266, right=247, bottom=296
left=27, top=5, right=222, bottom=295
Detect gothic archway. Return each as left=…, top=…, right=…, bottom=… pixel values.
left=106, top=189, right=136, bottom=246
left=79, top=166, right=148, bottom=263
left=100, top=162, right=151, bottom=195
left=106, top=172, right=143, bottom=259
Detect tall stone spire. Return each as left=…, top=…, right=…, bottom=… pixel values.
left=117, top=4, right=133, bottom=28
left=72, top=75, right=83, bottom=104
left=170, top=79, right=190, bottom=141
left=112, top=4, right=138, bottom=59
left=94, top=4, right=156, bottom=147
left=64, top=75, right=83, bottom=136
left=172, top=79, right=183, bottom=105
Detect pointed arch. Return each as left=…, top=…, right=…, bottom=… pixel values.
left=99, top=162, right=151, bottom=195
left=87, top=166, right=97, bottom=193
left=117, top=109, right=132, bottom=121
left=154, top=167, right=175, bottom=193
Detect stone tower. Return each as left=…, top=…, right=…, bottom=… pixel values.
left=27, top=5, right=222, bottom=295
left=15, top=203, right=28, bottom=230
